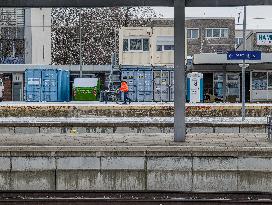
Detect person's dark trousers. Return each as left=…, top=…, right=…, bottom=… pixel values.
left=124, top=92, right=128, bottom=104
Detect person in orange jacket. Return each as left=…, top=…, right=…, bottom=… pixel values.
left=119, top=80, right=130, bottom=104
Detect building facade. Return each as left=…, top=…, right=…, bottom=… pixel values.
left=119, top=26, right=177, bottom=66
left=119, top=18, right=235, bottom=66
left=0, top=8, right=51, bottom=101
left=0, top=8, right=51, bottom=65
left=118, top=18, right=238, bottom=102
left=236, top=30, right=272, bottom=102
left=24, top=8, right=52, bottom=65
left=186, top=18, right=235, bottom=55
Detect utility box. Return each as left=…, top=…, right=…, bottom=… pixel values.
left=73, top=78, right=100, bottom=101
left=187, top=72, right=203, bottom=103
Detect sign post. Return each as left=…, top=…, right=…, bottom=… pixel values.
left=242, top=6, right=247, bottom=121
left=227, top=8, right=261, bottom=121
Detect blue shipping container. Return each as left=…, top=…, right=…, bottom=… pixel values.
left=57, top=70, right=70, bottom=102
left=122, top=68, right=153, bottom=102
left=41, top=69, right=58, bottom=102
left=25, top=69, right=70, bottom=102
left=25, top=69, right=42, bottom=102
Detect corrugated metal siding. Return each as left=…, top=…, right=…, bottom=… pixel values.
left=25, top=69, right=42, bottom=102
left=121, top=67, right=174, bottom=102
left=136, top=70, right=153, bottom=101
left=122, top=69, right=137, bottom=102
left=41, top=69, right=58, bottom=102
left=25, top=69, right=70, bottom=102
left=58, top=70, right=70, bottom=102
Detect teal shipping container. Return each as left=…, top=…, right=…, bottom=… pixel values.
left=25, top=69, right=70, bottom=102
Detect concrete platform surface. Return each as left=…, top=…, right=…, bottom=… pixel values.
left=0, top=132, right=270, bottom=151
left=0, top=116, right=267, bottom=125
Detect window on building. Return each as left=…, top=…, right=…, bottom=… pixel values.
left=235, top=37, right=243, bottom=47
left=130, top=39, right=142, bottom=50
left=156, top=45, right=163, bottom=51
left=216, top=49, right=223, bottom=54
left=206, top=28, right=229, bottom=38
left=187, top=29, right=199, bottom=39
left=221, top=29, right=229, bottom=38
left=206, top=29, right=213, bottom=38
left=143, top=39, right=149, bottom=51
left=123, top=38, right=149, bottom=52
left=252, top=72, right=267, bottom=90
left=123, top=39, right=128, bottom=51
left=164, top=45, right=174, bottom=50
left=268, top=72, right=272, bottom=87
left=156, top=36, right=174, bottom=51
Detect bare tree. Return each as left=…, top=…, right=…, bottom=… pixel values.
left=51, top=7, right=160, bottom=65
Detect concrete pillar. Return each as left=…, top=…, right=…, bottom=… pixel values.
left=24, top=8, right=52, bottom=65
left=174, top=0, right=186, bottom=142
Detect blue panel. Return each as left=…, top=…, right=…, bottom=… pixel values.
left=187, top=78, right=190, bottom=102
left=62, top=70, right=70, bottom=102
left=42, top=69, right=58, bottom=92
left=57, top=70, right=70, bottom=102
left=42, top=91, right=58, bottom=102
left=57, top=70, right=62, bottom=101
left=122, top=69, right=137, bottom=101
left=200, top=78, right=204, bottom=102
left=136, top=69, right=153, bottom=102
left=41, top=69, right=58, bottom=102
left=25, top=68, right=70, bottom=102
left=227, top=51, right=261, bottom=60
left=25, top=69, right=42, bottom=102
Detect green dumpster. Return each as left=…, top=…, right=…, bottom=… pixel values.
left=73, top=78, right=100, bottom=101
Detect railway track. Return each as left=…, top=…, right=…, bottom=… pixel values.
left=0, top=191, right=271, bottom=205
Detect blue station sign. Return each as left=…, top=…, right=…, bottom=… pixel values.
left=227, top=51, right=262, bottom=60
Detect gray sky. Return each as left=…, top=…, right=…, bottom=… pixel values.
left=153, top=6, right=272, bottom=30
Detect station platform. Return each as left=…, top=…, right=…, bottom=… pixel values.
left=0, top=116, right=267, bottom=134
left=0, top=132, right=268, bottom=149
left=0, top=133, right=271, bottom=192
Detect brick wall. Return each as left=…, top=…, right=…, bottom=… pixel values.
left=0, top=74, right=12, bottom=101
left=151, top=18, right=236, bottom=56
left=185, top=18, right=235, bottom=56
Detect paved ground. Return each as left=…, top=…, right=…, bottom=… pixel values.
left=0, top=132, right=269, bottom=148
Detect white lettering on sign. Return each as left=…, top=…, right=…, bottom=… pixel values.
left=28, top=78, right=41, bottom=85
left=256, top=33, right=272, bottom=45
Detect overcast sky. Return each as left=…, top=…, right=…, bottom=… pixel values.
left=153, top=6, right=272, bottom=30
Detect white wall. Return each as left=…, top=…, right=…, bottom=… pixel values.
left=119, top=27, right=187, bottom=66
left=25, top=8, right=51, bottom=65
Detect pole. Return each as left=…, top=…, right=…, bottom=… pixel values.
left=174, top=0, right=186, bottom=142
left=114, top=28, right=117, bottom=66
left=79, top=8, right=83, bottom=78
left=242, top=6, right=246, bottom=121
